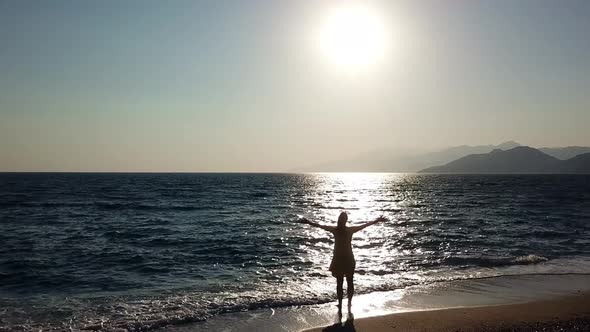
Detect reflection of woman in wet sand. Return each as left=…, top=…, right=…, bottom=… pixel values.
left=297, top=212, right=387, bottom=313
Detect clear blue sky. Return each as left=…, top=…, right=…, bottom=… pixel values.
left=1, top=0, right=589, bottom=171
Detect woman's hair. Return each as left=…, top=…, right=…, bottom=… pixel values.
left=337, top=212, right=348, bottom=227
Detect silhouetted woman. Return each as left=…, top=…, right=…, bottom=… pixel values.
left=297, top=212, right=387, bottom=313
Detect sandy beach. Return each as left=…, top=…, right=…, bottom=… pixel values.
left=304, top=292, right=590, bottom=332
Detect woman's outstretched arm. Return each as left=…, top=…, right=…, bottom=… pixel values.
left=350, top=216, right=387, bottom=233
left=297, top=216, right=336, bottom=232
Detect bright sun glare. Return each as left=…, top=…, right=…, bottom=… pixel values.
left=318, top=6, right=387, bottom=68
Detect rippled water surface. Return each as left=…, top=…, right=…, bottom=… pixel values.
left=1, top=173, right=589, bottom=331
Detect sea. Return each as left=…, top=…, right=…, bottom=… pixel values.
left=1, top=173, right=590, bottom=331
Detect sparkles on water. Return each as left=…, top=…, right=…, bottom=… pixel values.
left=0, top=173, right=589, bottom=331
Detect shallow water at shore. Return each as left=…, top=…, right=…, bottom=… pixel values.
left=180, top=273, right=590, bottom=332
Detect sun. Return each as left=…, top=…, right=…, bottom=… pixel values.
left=318, top=6, right=387, bottom=68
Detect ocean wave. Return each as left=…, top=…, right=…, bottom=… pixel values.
left=0, top=200, right=220, bottom=212
left=2, top=201, right=93, bottom=208
left=442, top=254, right=548, bottom=268
left=95, top=202, right=212, bottom=211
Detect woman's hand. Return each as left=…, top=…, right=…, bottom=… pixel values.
left=375, top=215, right=388, bottom=222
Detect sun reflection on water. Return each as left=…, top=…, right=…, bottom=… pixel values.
left=306, top=172, right=404, bottom=222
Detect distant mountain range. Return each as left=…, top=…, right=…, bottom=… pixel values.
left=419, top=146, right=590, bottom=174
left=295, top=141, right=590, bottom=173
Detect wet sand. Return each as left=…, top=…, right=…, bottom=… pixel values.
left=304, top=292, right=590, bottom=332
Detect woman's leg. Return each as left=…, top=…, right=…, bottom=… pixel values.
left=346, top=275, right=354, bottom=311
left=336, top=276, right=344, bottom=310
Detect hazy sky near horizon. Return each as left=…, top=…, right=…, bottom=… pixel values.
left=2, top=0, right=590, bottom=172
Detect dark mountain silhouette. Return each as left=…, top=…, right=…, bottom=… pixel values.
left=561, top=153, right=590, bottom=173
left=539, top=146, right=590, bottom=160
left=419, top=146, right=590, bottom=174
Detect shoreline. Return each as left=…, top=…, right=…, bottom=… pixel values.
left=167, top=273, right=590, bottom=331
left=303, top=292, right=590, bottom=332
